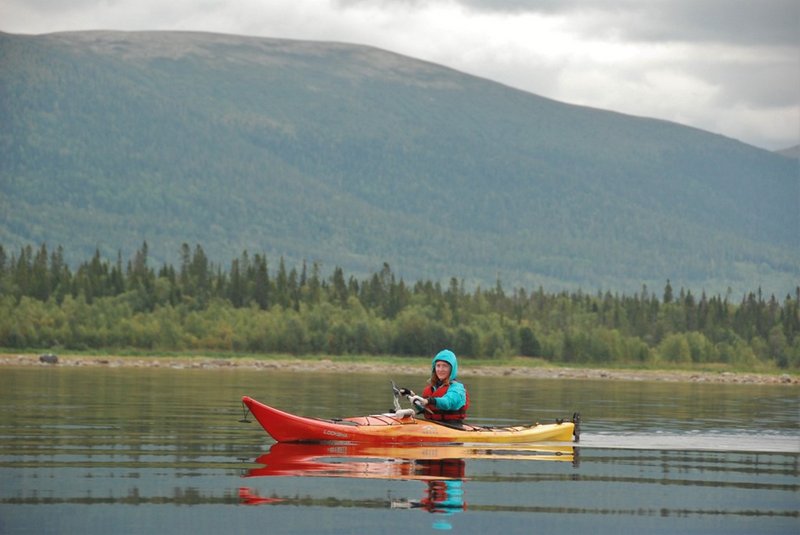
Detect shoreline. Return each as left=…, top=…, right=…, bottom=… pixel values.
left=1, top=353, right=797, bottom=385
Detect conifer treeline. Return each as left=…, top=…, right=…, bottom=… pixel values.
left=1, top=243, right=798, bottom=368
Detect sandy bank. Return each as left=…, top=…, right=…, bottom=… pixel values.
left=1, top=353, right=797, bottom=385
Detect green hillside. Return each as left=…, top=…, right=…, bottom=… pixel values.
left=0, top=30, right=797, bottom=296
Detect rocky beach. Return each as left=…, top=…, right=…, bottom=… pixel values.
left=1, top=353, right=796, bottom=385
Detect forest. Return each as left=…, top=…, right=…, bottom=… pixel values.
left=1, top=243, right=798, bottom=370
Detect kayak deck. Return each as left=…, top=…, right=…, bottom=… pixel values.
left=242, top=396, right=579, bottom=444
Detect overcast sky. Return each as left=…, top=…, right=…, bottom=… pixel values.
left=2, top=0, right=798, bottom=151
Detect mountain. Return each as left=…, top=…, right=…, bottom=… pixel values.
left=1, top=30, right=797, bottom=296
left=776, top=145, right=800, bottom=160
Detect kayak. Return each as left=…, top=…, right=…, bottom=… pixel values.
left=241, top=395, right=580, bottom=444
left=245, top=442, right=577, bottom=481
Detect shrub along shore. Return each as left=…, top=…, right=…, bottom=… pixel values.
left=1, top=353, right=796, bottom=385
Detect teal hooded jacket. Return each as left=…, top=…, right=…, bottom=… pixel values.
left=423, top=349, right=468, bottom=414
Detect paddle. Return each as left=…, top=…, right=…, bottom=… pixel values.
left=391, top=380, right=433, bottom=414
left=238, top=400, right=252, bottom=423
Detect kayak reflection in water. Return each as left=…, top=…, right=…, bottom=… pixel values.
left=243, top=443, right=575, bottom=529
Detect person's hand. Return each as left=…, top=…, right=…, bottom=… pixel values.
left=409, top=395, right=428, bottom=407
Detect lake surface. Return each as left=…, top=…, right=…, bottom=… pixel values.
left=0, top=365, right=797, bottom=534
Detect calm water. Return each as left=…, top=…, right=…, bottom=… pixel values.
left=0, top=365, right=797, bottom=534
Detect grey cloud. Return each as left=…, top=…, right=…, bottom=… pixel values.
left=452, top=0, right=799, bottom=47
left=611, top=0, right=799, bottom=47
left=683, top=58, right=800, bottom=109
left=334, top=0, right=798, bottom=49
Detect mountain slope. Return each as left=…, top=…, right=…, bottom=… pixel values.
left=0, top=30, right=797, bottom=295
left=776, top=145, right=800, bottom=159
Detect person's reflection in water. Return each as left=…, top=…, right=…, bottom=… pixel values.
left=416, top=458, right=466, bottom=530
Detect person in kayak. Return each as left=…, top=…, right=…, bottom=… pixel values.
left=409, top=349, right=470, bottom=422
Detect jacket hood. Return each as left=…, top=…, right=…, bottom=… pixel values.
left=432, top=349, right=458, bottom=381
